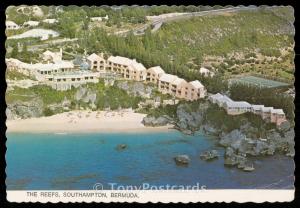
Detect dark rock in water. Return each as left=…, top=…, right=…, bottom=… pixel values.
left=174, top=155, right=190, bottom=166
left=224, top=147, right=247, bottom=167
left=181, top=129, right=193, bottom=135
left=200, top=150, right=219, bottom=161
left=116, top=144, right=127, bottom=151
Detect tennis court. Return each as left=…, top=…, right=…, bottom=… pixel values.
left=230, top=75, right=290, bottom=88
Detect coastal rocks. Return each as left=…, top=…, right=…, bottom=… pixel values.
left=202, top=124, right=218, bottom=135
left=174, top=155, right=190, bottom=166
left=6, top=108, right=15, bottom=120
left=224, top=147, right=254, bottom=171
left=219, top=129, right=246, bottom=147
left=175, top=103, right=208, bottom=132
left=8, top=98, right=44, bottom=119
left=75, top=87, right=87, bottom=101
left=116, top=81, right=154, bottom=98
left=266, top=129, right=295, bottom=157
left=278, top=120, right=292, bottom=132
left=200, top=150, right=219, bottom=161
left=142, top=116, right=170, bottom=127
left=74, top=87, right=97, bottom=107
left=219, top=129, right=275, bottom=157
left=116, top=144, right=127, bottom=151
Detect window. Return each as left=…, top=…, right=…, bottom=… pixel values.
left=71, top=78, right=75, bottom=81
left=57, top=79, right=61, bottom=82
left=63, top=78, right=66, bottom=81
left=85, top=77, right=88, bottom=80
left=90, top=77, right=93, bottom=79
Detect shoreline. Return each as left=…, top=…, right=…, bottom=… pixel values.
left=6, top=110, right=174, bottom=134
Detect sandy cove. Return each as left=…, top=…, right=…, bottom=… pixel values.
left=6, top=110, right=174, bottom=133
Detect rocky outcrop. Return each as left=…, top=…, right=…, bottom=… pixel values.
left=116, top=81, right=154, bottom=98
left=175, top=103, right=208, bottom=132
left=8, top=98, right=44, bottom=119
left=200, top=150, right=219, bottom=161
left=224, top=147, right=255, bottom=172
left=142, top=116, right=170, bottom=127
left=174, top=155, right=190, bottom=166
left=74, top=87, right=97, bottom=109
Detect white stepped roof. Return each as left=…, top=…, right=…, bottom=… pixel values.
left=172, top=77, right=186, bottom=85
left=251, top=105, right=264, bottom=111
left=262, top=107, right=274, bottom=112
left=130, top=62, right=146, bottom=72
left=6, top=21, right=19, bottom=27
left=87, top=53, right=103, bottom=62
left=107, top=56, right=134, bottom=66
left=199, top=67, right=210, bottom=73
left=23, top=21, right=39, bottom=26
left=159, top=73, right=178, bottom=83
left=189, top=80, right=204, bottom=88
left=225, top=101, right=252, bottom=108
left=147, top=66, right=165, bottom=75
left=271, top=109, right=285, bottom=115
left=42, top=19, right=58, bottom=23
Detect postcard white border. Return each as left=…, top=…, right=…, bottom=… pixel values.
left=7, top=190, right=294, bottom=203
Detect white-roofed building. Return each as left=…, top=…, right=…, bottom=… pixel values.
left=42, top=19, right=59, bottom=24
left=87, top=53, right=106, bottom=71
left=6, top=21, right=20, bottom=30
left=158, top=74, right=179, bottom=95
left=199, top=67, right=215, bottom=77
left=208, top=93, right=287, bottom=126
left=42, top=48, right=63, bottom=63
left=127, top=61, right=147, bottom=81
left=45, top=71, right=99, bottom=91
left=270, top=109, right=286, bottom=125
left=146, top=66, right=165, bottom=84
left=23, top=21, right=40, bottom=27
left=209, top=93, right=233, bottom=107
left=107, top=56, right=147, bottom=81
left=179, top=80, right=206, bottom=101
left=224, top=101, right=252, bottom=115
left=90, top=15, right=109, bottom=21
left=251, top=105, right=264, bottom=114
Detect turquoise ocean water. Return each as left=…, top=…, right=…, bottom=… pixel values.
left=6, top=131, right=294, bottom=190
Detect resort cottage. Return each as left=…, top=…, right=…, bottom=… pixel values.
left=42, top=49, right=63, bottom=63
left=7, top=49, right=206, bottom=101
left=42, top=19, right=59, bottom=24
left=6, top=21, right=20, bottom=30
left=208, top=93, right=287, bottom=126
left=23, top=21, right=40, bottom=27
left=87, top=53, right=106, bottom=71
left=183, top=80, right=206, bottom=101
left=223, top=101, right=252, bottom=115
left=146, top=66, right=165, bottom=84
left=158, top=74, right=181, bottom=95
left=45, top=71, right=99, bottom=91
left=107, top=56, right=147, bottom=81
left=199, top=67, right=215, bottom=77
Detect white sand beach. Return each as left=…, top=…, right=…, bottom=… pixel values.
left=6, top=110, right=173, bottom=133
